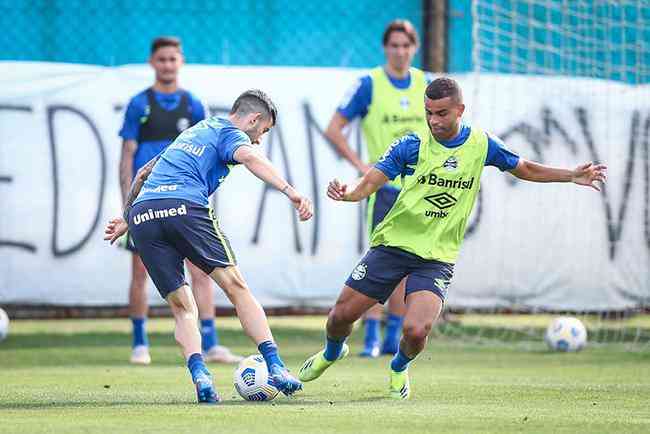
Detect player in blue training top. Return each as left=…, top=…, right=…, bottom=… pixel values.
left=105, top=89, right=312, bottom=404
left=118, top=36, right=242, bottom=366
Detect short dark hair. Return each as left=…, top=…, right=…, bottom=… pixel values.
left=382, top=19, right=419, bottom=47
left=150, top=36, right=182, bottom=55
left=425, top=77, right=463, bottom=103
left=230, top=89, right=278, bottom=126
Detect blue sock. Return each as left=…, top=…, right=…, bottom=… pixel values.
left=187, top=353, right=209, bottom=383
left=200, top=319, right=219, bottom=352
left=390, top=349, right=414, bottom=372
left=323, top=336, right=346, bottom=361
left=364, top=318, right=381, bottom=347
left=131, top=317, right=148, bottom=348
left=384, top=314, right=404, bottom=345
left=258, top=341, right=284, bottom=371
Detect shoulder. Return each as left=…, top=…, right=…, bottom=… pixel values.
left=382, top=133, right=421, bottom=160
left=126, top=88, right=150, bottom=111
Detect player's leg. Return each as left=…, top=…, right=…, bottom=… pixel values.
left=129, top=253, right=151, bottom=365
left=187, top=261, right=243, bottom=364
left=299, top=285, right=376, bottom=381
left=388, top=260, right=453, bottom=400
left=382, top=279, right=406, bottom=355
left=128, top=199, right=219, bottom=404
left=209, top=265, right=301, bottom=395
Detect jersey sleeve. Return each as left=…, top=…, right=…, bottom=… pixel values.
left=118, top=96, right=144, bottom=141
left=336, top=75, right=372, bottom=121
left=218, top=128, right=252, bottom=165
left=485, top=132, right=520, bottom=171
left=374, top=134, right=420, bottom=180
left=188, top=93, right=206, bottom=124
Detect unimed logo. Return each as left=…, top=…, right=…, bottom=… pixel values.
left=133, top=204, right=187, bottom=225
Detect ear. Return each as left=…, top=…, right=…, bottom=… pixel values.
left=250, top=112, right=262, bottom=126
left=457, top=103, right=466, bottom=117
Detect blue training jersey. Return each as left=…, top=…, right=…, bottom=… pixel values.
left=119, top=88, right=206, bottom=174
left=134, top=117, right=251, bottom=207
left=375, top=125, right=520, bottom=180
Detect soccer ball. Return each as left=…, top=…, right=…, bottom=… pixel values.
left=545, top=316, right=587, bottom=352
left=0, top=308, right=9, bottom=342
left=233, top=355, right=279, bottom=401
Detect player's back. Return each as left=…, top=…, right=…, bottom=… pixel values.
left=134, top=117, right=251, bottom=207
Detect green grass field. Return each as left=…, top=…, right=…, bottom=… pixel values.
left=1, top=316, right=649, bottom=434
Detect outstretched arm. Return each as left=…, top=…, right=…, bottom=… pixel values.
left=104, top=154, right=161, bottom=244
left=327, top=168, right=389, bottom=202
left=233, top=145, right=313, bottom=221
left=510, top=159, right=607, bottom=191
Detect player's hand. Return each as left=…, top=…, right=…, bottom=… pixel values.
left=104, top=217, right=129, bottom=244
left=327, top=178, right=348, bottom=201
left=290, top=195, right=313, bottom=221
left=571, top=162, right=607, bottom=191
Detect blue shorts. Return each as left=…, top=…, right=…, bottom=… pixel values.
left=128, top=198, right=236, bottom=298
left=368, top=185, right=400, bottom=232
left=345, top=245, right=454, bottom=303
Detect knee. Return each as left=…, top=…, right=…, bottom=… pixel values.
left=402, top=321, right=433, bottom=344
left=221, top=275, right=249, bottom=300
left=328, top=305, right=356, bottom=327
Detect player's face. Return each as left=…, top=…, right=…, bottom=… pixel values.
left=384, top=31, right=416, bottom=72
left=246, top=115, right=274, bottom=145
left=425, top=96, right=465, bottom=140
left=149, top=46, right=183, bottom=85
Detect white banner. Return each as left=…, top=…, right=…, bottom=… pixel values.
left=0, top=62, right=648, bottom=309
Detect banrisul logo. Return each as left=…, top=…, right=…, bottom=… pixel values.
left=417, top=173, right=474, bottom=190
left=443, top=156, right=458, bottom=172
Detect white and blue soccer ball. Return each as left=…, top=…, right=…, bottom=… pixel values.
left=233, top=354, right=279, bottom=401
left=545, top=316, right=587, bottom=352
left=0, top=308, right=9, bottom=342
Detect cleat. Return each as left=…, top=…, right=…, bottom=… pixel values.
left=194, top=372, right=220, bottom=404
left=359, top=344, right=380, bottom=358
left=380, top=339, right=399, bottom=356
left=130, top=345, right=151, bottom=365
left=389, top=369, right=410, bottom=400
left=299, top=343, right=349, bottom=382
left=203, top=345, right=244, bottom=364
left=269, top=364, right=303, bottom=396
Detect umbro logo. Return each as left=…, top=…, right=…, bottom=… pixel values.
left=424, top=192, right=457, bottom=210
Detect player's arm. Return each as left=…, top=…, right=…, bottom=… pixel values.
left=119, top=139, right=138, bottom=203
left=233, top=145, right=313, bottom=221
left=327, top=168, right=389, bottom=202
left=325, top=112, right=369, bottom=174
left=510, top=159, right=607, bottom=191
left=104, top=154, right=161, bottom=244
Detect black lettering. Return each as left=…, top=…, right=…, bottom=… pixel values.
left=0, top=105, right=37, bottom=253
left=47, top=105, right=107, bottom=257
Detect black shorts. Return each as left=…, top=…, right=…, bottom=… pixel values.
left=128, top=198, right=236, bottom=298
left=345, top=245, right=454, bottom=304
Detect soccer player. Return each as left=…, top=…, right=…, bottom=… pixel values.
left=300, top=77, right=606, bottom=399
left=105, top=89, right=311, bottom=403
left=119, top=36, right=241, bottom=365
left=325, top=19, right=431, bottom=357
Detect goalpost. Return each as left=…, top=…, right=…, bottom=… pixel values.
left=443, top=0, right=650, bottom=347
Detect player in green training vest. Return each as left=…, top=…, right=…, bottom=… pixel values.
left=300, top=77, right=607, bottom=400
left=325, top=19, right=430, bottom=358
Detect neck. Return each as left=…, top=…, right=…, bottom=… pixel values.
left=384, top=64, right=409, bottom=79
left=433, top=123, right=461, bottom=143
left=153, top=81, right=178, bottom=93
left=228, top=114, right=246, bottom=131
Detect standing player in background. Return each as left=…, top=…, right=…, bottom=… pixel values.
left=300, top=77, right=607, bottom=399
left=325, top=20, right=431, bottom=358
left=119, top=36, right=242, bottom=365
left=106, top=89, right=310, bottom=403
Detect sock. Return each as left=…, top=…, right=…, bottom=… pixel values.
left=390, top=348, right=414, bottom=372
left=323, top=336, right=346, bottom=362
left=364, top=318, right=381, bottom=347
left=200, top=319, right=219, bottom=353
left=131, top=317, right=148, bottom=348
left=258, top=341, right=285, bottom=371
left=187, top=353, right=209, bottom=383
left=384, top=314, right=404, bottom=346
